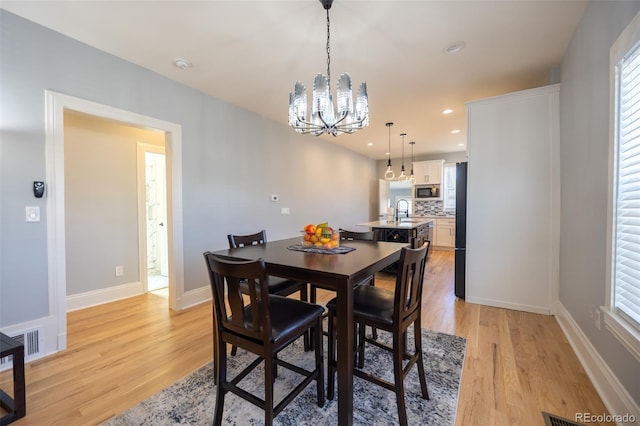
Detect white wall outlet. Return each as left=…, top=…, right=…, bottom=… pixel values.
left=281, top=207, right=290, bottom=215
left=115, top=265, right=124, bottom=277
left=25, top=206, right=40, bottom=222
left=271, top=194, right=279, bottom=202
left=594, top=308, right=601, bottom=330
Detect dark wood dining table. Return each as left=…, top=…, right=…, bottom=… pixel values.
left=211, top=236, right=404, bottom=425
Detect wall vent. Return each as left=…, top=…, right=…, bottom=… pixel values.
left=542, top=412, right=584, bottom=426
left=0, top=328, right=42, bottom=369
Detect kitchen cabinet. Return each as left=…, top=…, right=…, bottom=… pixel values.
left=358, top=219, right=434, bottom=272
left=435, top=218, right=455, bottom=248
left=412, top=160, right=444, bottom=184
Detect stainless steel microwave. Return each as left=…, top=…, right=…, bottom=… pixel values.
left=414, top=184, right=441, bottom=199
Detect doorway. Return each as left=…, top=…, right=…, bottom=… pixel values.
left=138, top=144, right=168, bottom=293
left=45, top=90, right=184, bottom=351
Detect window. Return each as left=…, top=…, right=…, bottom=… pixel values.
left=605, top=11, right=640, bottom=362
left=613, top=40, right=640, bottom=330
left=442, top=163, right=456, bottom=210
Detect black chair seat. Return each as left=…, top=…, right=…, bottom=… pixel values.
left=326, top=284, right=395, bottom=328
left=228, top=230, right=310, bottom=352
left=241, top=296, right=324, bottom=346
left=268, top=277, right=306, bottom=296
left=203, top=254, right=325, bottom=425
left=239, top=276, right=305, bottom=296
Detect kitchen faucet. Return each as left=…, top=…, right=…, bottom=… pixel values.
left=395, top=198, right=410, bottom=222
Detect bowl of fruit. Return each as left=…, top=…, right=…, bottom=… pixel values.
left=303, top=222, right=340, bottom=249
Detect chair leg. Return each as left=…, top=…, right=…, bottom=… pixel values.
left=264, top=354, right=275, bottom=425
left=327, top=309, right=336, bottom=400
left=413, top=320, right=430, bottom=400
left=393, top=331, right=409, bottom=426
left=231, top=344, right=238, bottom=356
left=213, top=337, right=227, bottom=426
left=357, top=323, right=366, bottom=369
left=310, top=284, right=317, bottom=304
left=369, top=278, right=378, bottom=340
left=314, top=317, right=325, bottom=407
left=301, top=285, right=311, bottom=351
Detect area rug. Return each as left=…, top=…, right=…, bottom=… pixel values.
left=103, top=329, right=466, bottom=425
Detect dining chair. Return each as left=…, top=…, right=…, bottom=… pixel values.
left=308, top=228, right=380, bottom=347
left=309, top=228, right=378, bottom=304
left=227, top=230, right=310, bottom=351
left=203, top=253, right=325, bottom=426
left=326, top=242, right=430, bottom=426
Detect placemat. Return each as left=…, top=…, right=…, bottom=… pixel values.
left=287, top=244, right=356, bottom=255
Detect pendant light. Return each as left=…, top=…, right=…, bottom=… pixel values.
left=409, top=141, right=416, bottom=184
left=384, top=122, right=395, bottom=180
left=398, top=133, right=408, bottom=182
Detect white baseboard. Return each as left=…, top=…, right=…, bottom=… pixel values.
left=465, top=296, right=551, bottom=315
left=66, top=281, right=144, bottom=312
left=179, top=285, right=211, bottom=310
left=555, top=302, right=640, bottom=425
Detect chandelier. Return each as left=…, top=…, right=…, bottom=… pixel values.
left=288, top=0, right=369, bottom=137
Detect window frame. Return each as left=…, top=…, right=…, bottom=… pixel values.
left=442, top=163, right=456, bottom=211
left=604, top=9, right=640, bottom=363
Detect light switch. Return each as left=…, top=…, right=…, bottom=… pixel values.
left=281, top=207, right=290, bottom=215
left=26, top=206, right=40, bottom=222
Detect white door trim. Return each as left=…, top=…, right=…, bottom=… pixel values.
left=44, top=90, right=185, bottom=351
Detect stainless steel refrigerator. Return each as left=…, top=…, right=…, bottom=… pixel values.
left=454, top=162, right=467, bottom=299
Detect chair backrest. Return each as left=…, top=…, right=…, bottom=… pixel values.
left=227, top=230, right=267, bottom=249
left=203, top=252, right=272, bottom=342
left=339, top=229, right=378, bottom=242
left=394, top=241, right=429, bottom=323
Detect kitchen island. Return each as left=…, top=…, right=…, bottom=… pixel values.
left=358, top=218, right=434, bottom=249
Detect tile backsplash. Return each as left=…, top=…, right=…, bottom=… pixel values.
left=414, top=200, right=455, bottom=216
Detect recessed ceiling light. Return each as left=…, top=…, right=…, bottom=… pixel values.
left=451, top=129, right=461, bottom=134
left=173, top=58, right=192, bottom=69
left=442, top=109, right=454, bottom=115
left=367, top=142, right=373, bottom=146
left=444, top=41, right=466, bottom=54
left=458, top=143, right=465, bottom=147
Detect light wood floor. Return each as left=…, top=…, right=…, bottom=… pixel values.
left=1, top=249, right=610, bottom=425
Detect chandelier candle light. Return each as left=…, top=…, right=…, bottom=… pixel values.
left=384, top=122, right=395, bottom=180
left=288, top=0, right=369, bottom=136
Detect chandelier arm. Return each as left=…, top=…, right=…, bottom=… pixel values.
left=334, top=115, right=367, bottom=130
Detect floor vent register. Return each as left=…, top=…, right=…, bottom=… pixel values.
left=542, top=412, right=585, bottom=426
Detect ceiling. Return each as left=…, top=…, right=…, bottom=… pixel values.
left=1, top=0, right=586, bottom=160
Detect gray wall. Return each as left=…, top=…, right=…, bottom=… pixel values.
left=559, top=0, right=640, bottom=404
left=0, top=10, right=376, bottom=326
left=64, top=112, right=165, bottom=295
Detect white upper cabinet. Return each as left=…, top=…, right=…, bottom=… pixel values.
left=412, top=160, right=444, bottom=184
